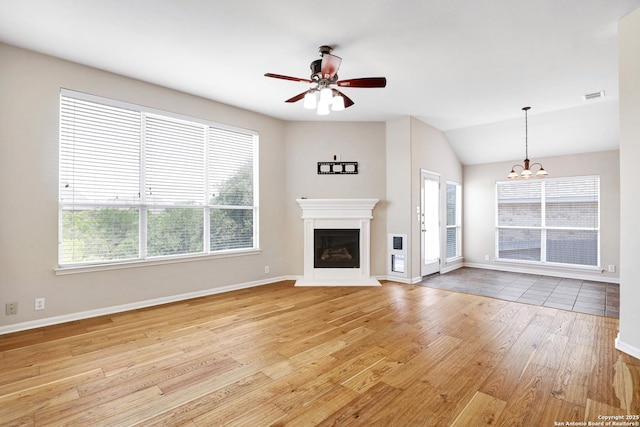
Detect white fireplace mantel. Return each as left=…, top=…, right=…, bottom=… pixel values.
left=296, top=198, right=379, bottom=219
left=295, top=198, right=380, bottom=286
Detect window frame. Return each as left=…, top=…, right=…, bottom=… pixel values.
left=495, top=175, right=600, bottom=270
left=57, top=89, right=259, bottom=273
left=445, top=181, right=462, bottom=261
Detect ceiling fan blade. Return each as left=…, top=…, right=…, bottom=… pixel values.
left=334, top=90, right=355, bottom=108
left=337, top=77, right=387, bottom=88
left=320, top=53, right=342, bottom=79
left=264, top=73, right=312, bottom=83
left=285, top=91, right=309, bottom=103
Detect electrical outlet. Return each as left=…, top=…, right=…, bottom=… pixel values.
left=608, top=265, right=616, bottom=273
left=35, top=298, right=45, bottom=311
left=264, top=265, right=270, bottom=274
left=6, top=302, right=18, bottom=315
left=484, top=254, right=490, bottom=261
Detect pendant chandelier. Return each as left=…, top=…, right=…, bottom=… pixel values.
left=507, top=106, right=548, bottom=179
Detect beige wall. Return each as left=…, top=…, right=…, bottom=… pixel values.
left=618, top=7, right=640, bottom=357
left=385, top=117, right=413, bottom=276
left=0, top=43, right=287, bottom=328
left=463, top=150, right=620, bottom=282
left=385, top=117, right=463, bottom=282
left=283, top=121, right=387, bottom=276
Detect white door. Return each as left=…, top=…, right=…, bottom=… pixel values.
left=421, top=170, right=440, bottom=276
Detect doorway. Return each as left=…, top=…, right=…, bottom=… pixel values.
left=421, top=170, right=440, bottom=276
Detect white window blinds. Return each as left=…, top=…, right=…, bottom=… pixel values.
left=544, top=177, right=599, bottom=266
left=496, top=176, right=599, bottom=268
left=145, top=114, right=206, bottom=206
left=60, top=97, right=141, bottom=205
left=59, top=90, right=258, bottom=267
left=208, top=127, right=256, bottom=251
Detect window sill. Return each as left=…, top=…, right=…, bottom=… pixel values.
left=55, top=249, right=262, bottom=275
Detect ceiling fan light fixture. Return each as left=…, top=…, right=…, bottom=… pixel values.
left=303, top=91, right=317, bottom=109
left=319, top=87, right=333, bottom=104
left=317, top=101, right=330, bottom=116
left=332, top=95, right=345, bottom=111
left=264, top=46, right=387, bottom=116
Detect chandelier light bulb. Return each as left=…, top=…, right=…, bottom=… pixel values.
left=536, top=167, right=548, bottom=177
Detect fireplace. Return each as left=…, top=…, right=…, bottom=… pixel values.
left=314, top=228, right=360, bottom=269
left=296, top=198, right=380, bottom=286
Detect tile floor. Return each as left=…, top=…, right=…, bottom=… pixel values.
left=420, top=267, right=619, bottom=318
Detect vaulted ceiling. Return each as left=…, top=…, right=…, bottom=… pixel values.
left=1, top=0, right=638, bottom=165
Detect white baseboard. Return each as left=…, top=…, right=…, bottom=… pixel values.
left=615, top=333, right=640, bottom=360
left=464, top=262, right=620, bottom=284
left=382, top=268, right=464, bottom=284
left=440, top=263, right=464, bottom=274
left=295, top=278, right=381, bottom=286
left=0, top=275, right=294, bottom=336
left=380, top=275, right=415, bottom=284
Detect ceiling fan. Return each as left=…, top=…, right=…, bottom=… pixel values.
left=264, top=45, right=387, bottom=115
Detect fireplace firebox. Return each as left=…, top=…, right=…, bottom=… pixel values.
left=314, top=228, right=360, bottom=269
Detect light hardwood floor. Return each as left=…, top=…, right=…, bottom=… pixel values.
left=1, top=280, right=638, bottom=426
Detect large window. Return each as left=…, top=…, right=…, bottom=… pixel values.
left=496, top=176, right=599, bottom=268
left=446, top=182, right=462, bottom=260
left=59, top=90, right=258, bottom=267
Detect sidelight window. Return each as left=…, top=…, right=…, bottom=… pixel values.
left=446, top=182, right=462, bottom=260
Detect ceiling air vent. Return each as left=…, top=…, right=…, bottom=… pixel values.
left=583, top=91, right=605, bottom=101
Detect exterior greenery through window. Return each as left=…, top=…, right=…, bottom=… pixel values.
left=59, top=90, right=258, bottom=267
left=495, top=176, right=599, bottom=268
left=446, top=182, right=462, bottom=260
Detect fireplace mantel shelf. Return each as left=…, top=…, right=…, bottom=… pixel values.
left=296, top=198, right=379, bottom=219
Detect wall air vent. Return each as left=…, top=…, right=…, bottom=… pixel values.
left=583, top=91, right=605, bottom=101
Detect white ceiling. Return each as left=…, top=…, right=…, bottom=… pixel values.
left=1, top=0, right=638, bottom=165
